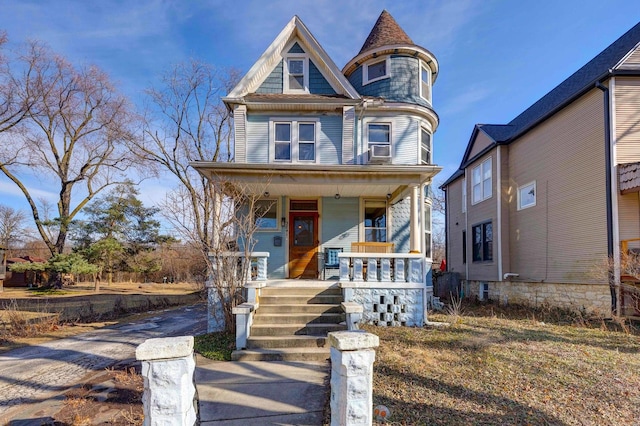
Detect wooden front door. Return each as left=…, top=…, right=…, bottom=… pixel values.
left=289, top=211, right=319, bottom=278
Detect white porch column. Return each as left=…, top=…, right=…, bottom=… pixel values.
left=409, top=184, right=421, bottom=253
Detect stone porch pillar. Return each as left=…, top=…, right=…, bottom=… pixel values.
left=329, top=331, right=379, bottom=426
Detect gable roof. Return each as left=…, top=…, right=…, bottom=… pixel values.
left=358, top=10, right=414, bottom=55
left=443, top=20, right=640, bottom=187
left=225, top=16, right=360, bottom=102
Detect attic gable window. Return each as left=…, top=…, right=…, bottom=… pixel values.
left=363, top=57, right=390, bottom=85
left=284, top=56, right=308, bottom=93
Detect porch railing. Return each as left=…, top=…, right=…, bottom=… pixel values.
left=209, top=251, right=270, bottom=282
left=338, top=252, right=425, bottom=284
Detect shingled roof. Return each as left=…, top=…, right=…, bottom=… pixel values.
left=443, top=20, right=640, bottom=187
left=358, top=10, right=415, bottom=55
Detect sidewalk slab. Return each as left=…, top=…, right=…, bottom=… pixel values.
left=195, top=355, right=329, bottom=425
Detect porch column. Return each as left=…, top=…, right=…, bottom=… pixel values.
left=409, top=184, right=421, bottom=253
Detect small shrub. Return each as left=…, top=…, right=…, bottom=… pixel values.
left=194, top=331, right=235, bottom=361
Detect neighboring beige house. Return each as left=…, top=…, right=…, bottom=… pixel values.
left=442, top=21, right=640, bottom=316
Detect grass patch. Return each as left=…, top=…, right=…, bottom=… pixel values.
left=366, top=302, right=640, bottom=425
left=194, top=331, right=235, bottom=361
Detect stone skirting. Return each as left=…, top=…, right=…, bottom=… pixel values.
left=342, top=283, right=426, bottom=326
left=465, top=280, right=611, bottom=314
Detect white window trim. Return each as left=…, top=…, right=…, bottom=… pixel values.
left=420, top=61, right=432, bottom=102
left=419, top=125, right=432, bottom=165
left=517, top=181, right=536, bottom=210
left=471, top=157, right=492, bottom=205
left=270, top=118, right=319, bottom=163
left=283, top=54, right=309, bottom=94
left=254, top=198, right=280, bottom=232
left=363, top=57, right=390, bottom=85
left=360, top=198, right=389, bottom=243
left=365, top=120, right=392, bottom=148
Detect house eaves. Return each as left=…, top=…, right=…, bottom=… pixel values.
left=225, top=16, right=360, bottom=102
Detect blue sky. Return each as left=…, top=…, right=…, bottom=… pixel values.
left=1, top=0, right=639, bottom=225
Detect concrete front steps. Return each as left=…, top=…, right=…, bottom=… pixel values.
left=231, top=286, right=346, bottom=361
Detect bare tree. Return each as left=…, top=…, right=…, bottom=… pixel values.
left=0, top=40, right=136, bottom=256
left=133, top=61, right=240, bottom=267
left=0, top=32, right=32, bottom=133
left=0, top=205, right=28, bottom=256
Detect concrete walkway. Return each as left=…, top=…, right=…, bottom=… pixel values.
left=195, top=354, right=329, bottom=425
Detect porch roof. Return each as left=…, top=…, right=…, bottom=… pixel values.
left=191, top=162, right=441, bottom=199
left=620, top=162, right=640, bottom=194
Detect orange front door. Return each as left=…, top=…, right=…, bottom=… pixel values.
left=289, top=212, right=319, bottom=278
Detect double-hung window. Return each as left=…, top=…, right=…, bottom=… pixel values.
left=420, top=127, right=432, bottom=164
left=420, top=63, right=431, bottom=102
left=367, top=123, right=391, bottom=161
left=273, top=120, right=316, bottom=163
left=364, top=200, right=387, bottom=242
left=284, top=56, right=308, bottom=93
left=363, top=57, right=389, bottom=85
left=472, top=221, right=492, bottom=262
left=472, top=158, right=492, bottom=204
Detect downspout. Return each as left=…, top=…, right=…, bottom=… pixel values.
left=595, top=81, right=617, bottom=315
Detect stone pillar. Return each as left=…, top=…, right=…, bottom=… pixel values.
left=136, top=336, right=197, bottom=426
left=329, top=331, right=380, bottom=426
left=233, top=302, right=255, bottom=350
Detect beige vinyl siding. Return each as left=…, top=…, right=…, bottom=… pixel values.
left=446, top=177, right=466, bottom=277
left=617, top=45, right=640, bottom=69
left=618, top=192, right=640, bottom=246
left=498, top=145, right=511, bottom=275
left=614, top=77, right=640, bottom=164
left=467, top=150, right=498, bottom=281
left=507, top=89, right=607, bottom=284
left=468, top=130, right=495, bottom=159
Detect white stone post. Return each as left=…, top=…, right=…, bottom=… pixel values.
left=135, top=336, right=197, bottom=426
left=329, top=331, right=379, bottom=426
left=233, top=302, right=255, bottom=349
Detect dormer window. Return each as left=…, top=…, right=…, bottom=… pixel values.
left=420, top=62, right=431, bottom=102
left=284, top=56, right=308, bottom=93
left=363, top=57, right=390, bottom=85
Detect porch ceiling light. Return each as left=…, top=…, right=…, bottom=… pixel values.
left=335, top=193, right=341, bottom=199
left=264, top=191, right=270, bottom=197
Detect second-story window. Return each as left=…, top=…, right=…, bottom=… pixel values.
left=420, top=127, right=431, bottom=164
left=275, top=123, right=292, bottom=161
left=272, top=120, right=317, bottom=163
left=471, top=157, right=492, bottom=204
left=298, top=122, right=315, bottom=161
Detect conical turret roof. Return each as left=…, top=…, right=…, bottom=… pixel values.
left=358, top=10, right=414, bottom=55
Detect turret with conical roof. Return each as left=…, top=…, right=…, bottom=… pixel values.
left=343, top=10, right=438, bottom=114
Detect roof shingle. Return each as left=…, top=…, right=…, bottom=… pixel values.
left=358, top=10, right=415, bottom=55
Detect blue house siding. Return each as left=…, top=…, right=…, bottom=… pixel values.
left=322, top=197, right=359, bottom=251
left=246, top=115, right=269, bottom=163
left=289, top=42, right=305, bottom=54
left=254, top=230, right=286, bottom=278
left=392, top=116, right=418, bottom=165
left=347, top=55, right=430, bottom=108
left=256, top=61, right=283, bottom=94
left=391, top=197, right=411, bottom=253
left=309, top=61, right=336, bottom=95
left=318, top=115, right=342, bottom=164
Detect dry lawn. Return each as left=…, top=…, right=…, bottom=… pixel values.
left=366, top=303, right=640, bottom=425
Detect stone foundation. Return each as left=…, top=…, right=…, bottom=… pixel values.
left=342, top=283, right=426, bottom=326
left=465, top=280, right=611, bottom=314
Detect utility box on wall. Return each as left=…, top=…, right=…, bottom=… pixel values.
left=273, top=236, right=282, bottom=247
